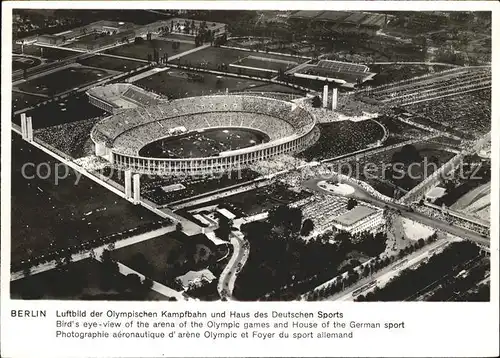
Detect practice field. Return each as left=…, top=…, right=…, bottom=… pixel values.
left=139, top=127, right=269, bottom=158
left=298, top=120, right=385, bottom=161
left=179, top=46, right=307, bottom=72
left=12, top=93, right=106, bottom=129
left=11, top=136, right=159, bottom=264
left=15, top=66, right=113, bottom=96
left=12, top=91, right=46, bottom=112
left=10, top=259, right=168, bottom=300
left=136, top=69, right=303, bottom=99
left=104, top=39, right=196, bottom=61
left=77, top=55, right=145, bottom=72
left=12, top=55, right=42, bottom=71
left=136, top=69, right=263, bottom=98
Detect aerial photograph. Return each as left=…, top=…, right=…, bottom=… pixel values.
left=10, top=9, right=491, bottom=302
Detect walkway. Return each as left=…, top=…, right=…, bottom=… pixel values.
left=217, top=231, right=249, bottom=300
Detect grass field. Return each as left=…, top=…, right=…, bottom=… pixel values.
left=180, top=46, right=307, bottom=72
left=11, top=136, right=159, bottom=264
left=10, top=259, right=168, bottom=300
left=15, top=66, right=113, bottom=96
left=12, top=93, right=106, bottom=129
left=136, top=68, right=266, bottom=98
left=12, top=91, right=46, bottom=112
left=139, top=127, right=269, bottom=158
left=12, top=55, right=42, bottom=71
left=77, top=55, right=145, bottom=72
left=111, top=232, right=214, bottom=287
left=104, top=39, right=196, bottom=61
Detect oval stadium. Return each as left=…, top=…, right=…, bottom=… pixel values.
left=88, top=84, right=317, bottom=175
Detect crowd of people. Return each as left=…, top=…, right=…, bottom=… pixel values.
left=405, top=89, right=491, bottom=138
left=94, top=95, right=315, bottom=157
left=299, top=119, right=384, bottom=161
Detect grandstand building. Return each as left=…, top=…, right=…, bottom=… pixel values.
left=289, top=60, right=376, bottom=88
left=88, top=84, right=317, bottom=176
left=87, top=84, right=167, bottom=114
left=332, top=205, right=384, bottom=235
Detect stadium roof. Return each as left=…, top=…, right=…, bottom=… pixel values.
left=334, top=206, right=379, bottom=226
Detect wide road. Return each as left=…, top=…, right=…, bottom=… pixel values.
left=217, top=231, right=249, bottom=300
left=303, top=177, right=489, bottom=246
left=327, top=237, right=451, bottom=301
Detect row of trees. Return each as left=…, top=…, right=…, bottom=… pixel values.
left=358, top=240, right=481, bottom=301
left=305, top=232, right=439, bottom=301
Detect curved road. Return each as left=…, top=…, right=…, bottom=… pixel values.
left=217, top=231, right=249, bottom=300
left=303, top=177, right=489, bottom=246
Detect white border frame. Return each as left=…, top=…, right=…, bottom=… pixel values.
left=1, top=2, right=499, bottom=358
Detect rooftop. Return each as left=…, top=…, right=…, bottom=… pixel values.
left=176, top=269, right=216, bottom=288
left=334, top=206, right=379, bottom=226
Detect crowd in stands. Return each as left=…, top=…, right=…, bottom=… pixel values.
left=299, top=119, right=384, bottom=162
left=93, top=95, right=316, bottom=156
left=362, top=67, right=491, bottom=107
left=35, top=117, right=102, bottom=159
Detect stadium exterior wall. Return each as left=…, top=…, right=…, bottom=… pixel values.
left=110, top=128, right=316, bottom=176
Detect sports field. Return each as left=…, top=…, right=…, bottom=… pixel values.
left=77, top=55, right=145, bottom=72
left=11, top=136, right=159, bottom=264
left=12, top=55, right=42, bottom=71
left=139, top=127, right=269, bottom=158
left=233, top=55, right=299, bottom=72
left=15, top=66, right=113, bottom=96
left=180, top=46, right=307, bottom=72
left=104, top=39, right=196, bottom=61
left=136, top=69, right=303, bottom=99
